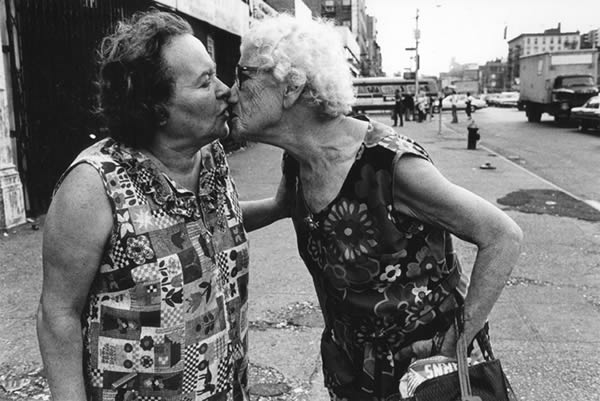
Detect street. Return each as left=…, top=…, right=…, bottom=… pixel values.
left=465, top=107, right=600, bottom=204
left=1, top=109, right=600, bottom=400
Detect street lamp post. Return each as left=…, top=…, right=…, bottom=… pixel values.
left=414, top=8, right=420, bottom=99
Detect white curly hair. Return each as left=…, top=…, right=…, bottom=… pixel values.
left=241, top=13, right=355, bottom=117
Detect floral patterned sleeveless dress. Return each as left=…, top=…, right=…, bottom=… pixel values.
left=283, top=120, right=469, bottom=401
left=59, top=138, right=249, bottom=401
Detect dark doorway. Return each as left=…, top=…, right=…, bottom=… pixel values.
left=6, top=0, right=153, bottom=215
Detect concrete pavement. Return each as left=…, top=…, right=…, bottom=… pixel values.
left=232, top=112, right=600, bottom=401
left=1, top=111, right=599, bottom=400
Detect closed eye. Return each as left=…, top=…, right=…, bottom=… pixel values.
left=200, top=73, right=215, bottom=88
left=195, top=70, right=216, bottom=89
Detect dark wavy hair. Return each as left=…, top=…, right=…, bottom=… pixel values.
left=95, top=9, right=193, bottom=148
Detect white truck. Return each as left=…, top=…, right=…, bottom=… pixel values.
left=519, top=50, right=599, bottom=123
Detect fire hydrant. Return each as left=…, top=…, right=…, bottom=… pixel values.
left=467, top=120, right=480, bottom=150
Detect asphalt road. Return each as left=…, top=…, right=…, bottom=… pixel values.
left=464, top=107, right=600, bottom=205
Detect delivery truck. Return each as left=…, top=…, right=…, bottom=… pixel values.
left=518, top=50, right=599, bottom=123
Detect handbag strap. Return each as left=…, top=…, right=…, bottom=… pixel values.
left=455, top=305, right=483, bottom=401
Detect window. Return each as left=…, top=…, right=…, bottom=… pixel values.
left=323, top=0, right=334, bottom=12
left=342, top=0, right=351, bottom=5
left=527, top=37, right=531, bottom=44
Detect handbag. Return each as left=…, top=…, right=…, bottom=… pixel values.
left=408, top=307, right=516, bottom=401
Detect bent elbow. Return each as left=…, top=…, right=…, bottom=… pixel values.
left=505, top=220, right=524, bottom=250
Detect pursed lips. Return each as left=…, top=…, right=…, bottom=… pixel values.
left=225, top=106, right=238, bottom=120
left=218, top=107, right=230, bottom=118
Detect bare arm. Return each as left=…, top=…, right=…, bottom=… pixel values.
left=241, top=175, right=290, bottom=232
left=37, top=163, right=113, bottom=401
left=393, top=156, right=523, bottom=349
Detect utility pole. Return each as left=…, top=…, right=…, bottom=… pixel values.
left=414, top=8, right=420, bottom=99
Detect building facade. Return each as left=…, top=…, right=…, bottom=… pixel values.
left=365, top=15, right=383, bottom=76
left=479, top=59, right=508, bottom=93
left=507, top=24, right=580, bottom=89
left=2, top=0, right=372, bottom=220
left=581, top=28, right=600, bottom=49
left=263, top=0, right=312, bottom=19
left=298, top=0, right=321, bottom=16
left=0, top=0, right=26, bottom=229
left=321, top=0, right=377, bottom=76
left=2, top=0, right=250, bottom=217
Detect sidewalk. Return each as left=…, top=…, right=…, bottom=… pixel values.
left=232, top=114, right=600, bottom=401
left=1, top=114, right=599, bottom=400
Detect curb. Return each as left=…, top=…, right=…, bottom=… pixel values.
left=443, top=121, right=600, bottom=213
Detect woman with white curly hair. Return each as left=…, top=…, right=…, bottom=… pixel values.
left=229, top=13, right=522, bottom=401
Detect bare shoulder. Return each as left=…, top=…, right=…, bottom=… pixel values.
left=52, top=163, right=109, bottom=209
left=44, top=162, right=113, bottom=261
left=393, top=153, right=447, bottom=191
left=42, top=163, right=114, bottom=313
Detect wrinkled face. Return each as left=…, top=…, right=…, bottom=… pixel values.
left=161, top=34, right=231, bottom=148
left=228, top=48, right=285, bottom=143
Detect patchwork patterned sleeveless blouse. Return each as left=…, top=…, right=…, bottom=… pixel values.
left=61, top=138, right=249, bottom=401
left=283, top=120, right=469, bottom=401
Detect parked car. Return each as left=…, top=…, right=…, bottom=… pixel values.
left=571, top=95, right=600, bottom=131
left=441, top=94, right=487, bottom=110
left=496, top=92, right=520, bottom=108
left=483, top=93, right=502, bottom=106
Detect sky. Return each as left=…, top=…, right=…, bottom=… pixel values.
left=365, top=0, right=600, bottom=76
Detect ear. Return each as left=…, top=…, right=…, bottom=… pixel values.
left=282, top=83, right=305, bottom=109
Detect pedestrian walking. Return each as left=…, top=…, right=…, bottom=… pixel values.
left=416, top=95, right=427, bottom=122
left=37, top=10, right=286, bottom=401
left=465, top=91, right=474, bottom=119
left=403, top=93, right=414, bottom=121
left=228, top=13, right=523, bottom=401
left=392, top=89, right=404, bottom=127
left=451, top=92, right=459, bottom=123
left=428, top=94, right=435, bottom=121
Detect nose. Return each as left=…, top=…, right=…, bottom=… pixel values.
left=215, top=77, right=231, bottom=100
left=227, top=83, right=239, bottom=104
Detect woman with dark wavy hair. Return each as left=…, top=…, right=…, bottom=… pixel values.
left=37, top=10, right=286, bottom=401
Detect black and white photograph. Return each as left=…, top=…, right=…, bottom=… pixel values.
left=0, top=1, right=599, bottom=400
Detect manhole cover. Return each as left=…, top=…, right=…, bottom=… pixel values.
left=497, top=189, right=600, bottom=221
